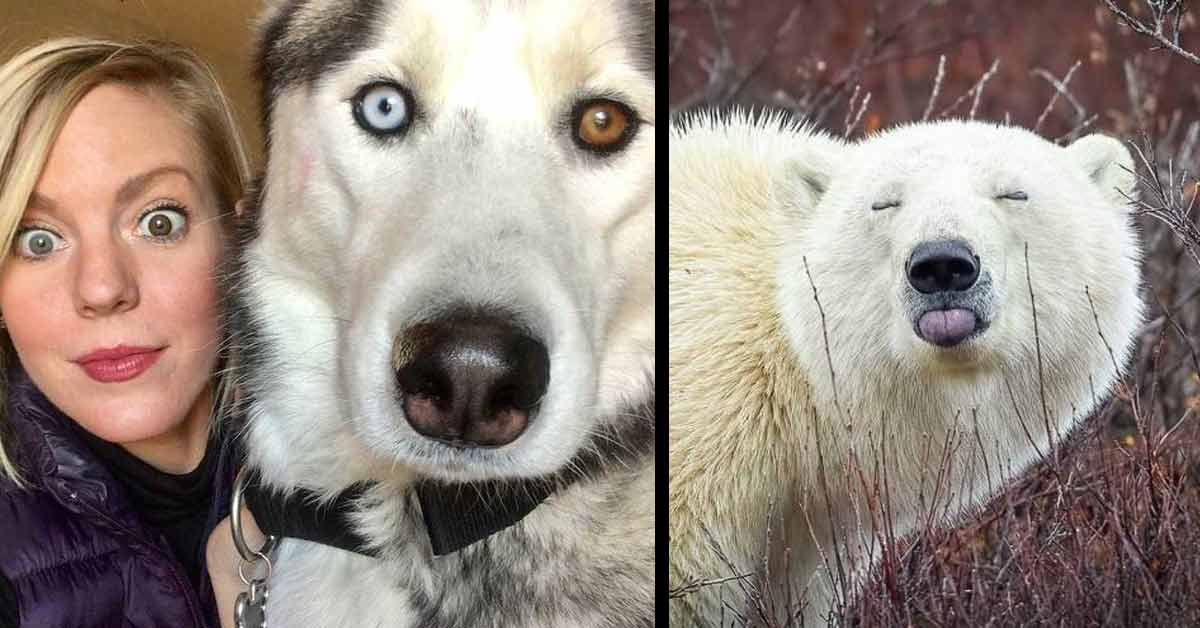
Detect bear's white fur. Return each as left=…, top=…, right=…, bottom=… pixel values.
left=669, top=110, right=1142, bottom=626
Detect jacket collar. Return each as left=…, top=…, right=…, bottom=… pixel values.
left=5, top=364, right=128, bottom=517
left=4, top=363, right=235, bottom=628
left=4, top=363, right=235, bottom=536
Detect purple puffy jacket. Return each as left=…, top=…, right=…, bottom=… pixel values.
left=0, top=365, right=234, bottom=627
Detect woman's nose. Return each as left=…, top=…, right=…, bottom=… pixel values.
left=73, top=238, right=139, bottom=317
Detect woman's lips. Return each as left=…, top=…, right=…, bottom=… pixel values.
left=74, top=346, right=164, bottom=383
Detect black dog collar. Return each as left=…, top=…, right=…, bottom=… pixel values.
left=241, top=477, right=557, bottom=557
left=242, top=480, right=379, bottom=557
left=239, top=391, right=654, bottom=558
left=415, top=477, right=559, bottom=555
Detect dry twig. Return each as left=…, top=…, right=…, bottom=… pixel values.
left=1101, top=0, right=1200, bottom=65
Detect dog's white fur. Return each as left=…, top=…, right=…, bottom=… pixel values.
left=669, top=111, right=1141, bottom=625
left=236, top=1, right=655, bottom=625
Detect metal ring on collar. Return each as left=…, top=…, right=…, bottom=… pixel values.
left=237, top=550, right=273, bottom=586
left=231, top=467, right=279, bottom=563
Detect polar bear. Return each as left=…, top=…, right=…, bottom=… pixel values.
left=668, top=111, right=1142, bottom=626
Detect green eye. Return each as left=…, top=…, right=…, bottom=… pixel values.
left=138, top=206, right=188, bottom=240
left=14, top=228, right=61, bottom=259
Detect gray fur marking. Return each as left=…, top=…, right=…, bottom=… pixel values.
left=256, top=0, right=386, bottom=129
left=621, top=0, right=655, bottom=80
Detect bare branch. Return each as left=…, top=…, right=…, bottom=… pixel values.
left=921, top=54, right=947, bottom=122
left=969, top=59, right=1000, bottom=119
left=844, top=87, right=873, bottom=136
left=1123, top=134, right=1200, bottom=268
left=1032, top=60, right=1084, bottom=134
left=1054, top=113, right=1099, bottom=144
left=668, top=1, right=804, bottom=116
left=1101, top=0, right=1200, bottom=65
left=937, top=58, right=1000, bottom=119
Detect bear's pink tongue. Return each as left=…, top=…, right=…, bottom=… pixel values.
left=918, top=308, right=977, bottom=346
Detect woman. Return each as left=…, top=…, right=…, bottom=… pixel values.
left=0, top=38, right=250, bottom=627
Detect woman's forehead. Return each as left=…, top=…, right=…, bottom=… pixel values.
left=32, top=83, right=211, bottom=206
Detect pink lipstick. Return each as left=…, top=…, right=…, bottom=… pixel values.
left=74, top=346, right=164, bottom=383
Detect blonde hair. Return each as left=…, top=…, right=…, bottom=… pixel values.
left=0, top=38, right=251, bottom=486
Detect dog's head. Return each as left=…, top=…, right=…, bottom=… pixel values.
left=238, top=0, right=654, bottom=486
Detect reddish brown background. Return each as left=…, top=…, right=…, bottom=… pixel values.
left=669, top=0, right=1199, bottom=141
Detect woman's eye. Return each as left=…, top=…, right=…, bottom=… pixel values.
left=353, top=81, right=415, bottom=137
left=571, top=98, right=638, bottom=155
left=13, top=229, right=62, bottom=259
left=137, top=207, right=188, bottom=240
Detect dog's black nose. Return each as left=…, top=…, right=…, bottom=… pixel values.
left=907, top=240, right=980, bottom=294
left=394, top=312, right=549, bottom=448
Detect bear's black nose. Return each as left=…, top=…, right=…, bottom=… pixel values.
left=393, top=311, right=549, bottom=448
left=907, top=240, right=980, bottom=294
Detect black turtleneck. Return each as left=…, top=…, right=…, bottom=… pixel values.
left=73, top=423, right=219, bottom=590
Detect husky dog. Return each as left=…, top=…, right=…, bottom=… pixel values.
left=228, top=1, right=655, bottom=626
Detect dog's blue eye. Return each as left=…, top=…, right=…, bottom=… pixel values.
left=353, top=82, right=414, bottom=136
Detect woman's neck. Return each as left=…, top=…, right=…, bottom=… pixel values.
left=119, top=383, right=214, bottom=474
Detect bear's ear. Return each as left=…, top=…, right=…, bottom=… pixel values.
left=1066, top=134, right=1137, bottom=208
left=778, top=145, right=839, bottom=214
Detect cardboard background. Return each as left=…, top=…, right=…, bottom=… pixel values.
left=1, top=0, right=264, bottom=164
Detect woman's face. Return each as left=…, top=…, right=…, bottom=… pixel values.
left=0, top=83, right=224, bottom=450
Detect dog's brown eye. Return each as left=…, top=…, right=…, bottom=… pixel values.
left=578, top=102, right=627, bottom=146
left=572, top=99, right=637, bottom=155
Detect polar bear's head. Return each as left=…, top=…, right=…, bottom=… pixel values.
left=779, top=120, right=1141, bottom=414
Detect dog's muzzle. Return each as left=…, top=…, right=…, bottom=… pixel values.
left=393, top=310, right=549, bottom=448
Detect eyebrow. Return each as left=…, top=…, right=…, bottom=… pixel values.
left=27, top=165, right=196, bottom=213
